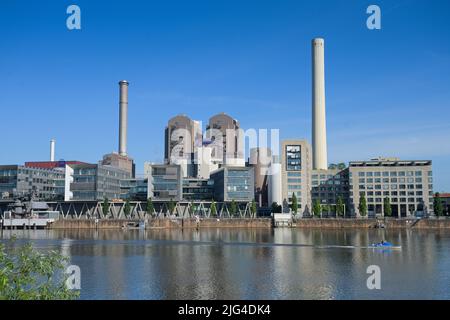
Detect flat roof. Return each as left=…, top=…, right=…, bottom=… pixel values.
left=349, top=160, right=432, bottom=167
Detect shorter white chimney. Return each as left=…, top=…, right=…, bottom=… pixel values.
left=50, top=139, right=55, bottom=162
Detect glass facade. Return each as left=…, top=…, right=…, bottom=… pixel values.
left=285, top=145, right=301, bottom=171
left=0, top=165, right=65, bottom=200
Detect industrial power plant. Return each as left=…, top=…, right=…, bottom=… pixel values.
left=0, top=38, right=436, bottom=223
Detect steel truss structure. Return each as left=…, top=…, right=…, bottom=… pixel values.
left=47, top=201, right=256, bottom=220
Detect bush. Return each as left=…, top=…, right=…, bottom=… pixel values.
left=0, top=239, right=79, bottom=300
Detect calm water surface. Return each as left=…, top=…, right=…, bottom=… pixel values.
left=1, top=228, right=450, bottom=300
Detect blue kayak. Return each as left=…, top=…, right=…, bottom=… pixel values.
left=370, top=241, right=401, bottom=249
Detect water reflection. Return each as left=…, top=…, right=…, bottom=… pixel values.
left=1, top=228, right=450, bottom=300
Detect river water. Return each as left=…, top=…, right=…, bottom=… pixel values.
left=1, top=228, right=450, bottom=300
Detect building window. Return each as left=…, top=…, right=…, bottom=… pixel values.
left=285, top=145, right=301, bottom=171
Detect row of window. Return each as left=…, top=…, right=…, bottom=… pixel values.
left=357, top=177, right=431, bottom=184
left=354, top=171, right=431, bottom=177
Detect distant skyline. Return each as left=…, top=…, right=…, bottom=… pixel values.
left=1, top=0, right=450, bottom=191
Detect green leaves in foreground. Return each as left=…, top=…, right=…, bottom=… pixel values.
left=0, top=239, right=79, bottom=300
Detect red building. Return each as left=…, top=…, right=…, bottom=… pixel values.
left=24, top=161, right=89, bottom=169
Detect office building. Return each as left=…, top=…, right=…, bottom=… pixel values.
left=210, top=166, right=254, bottom=202
left=281, top=140, right=312, bottom=214
left=0, top=165, right=65, bottom=201
left=64, top=163, right=131, bottom=201
left=348, top=158, right=433, bottom=217
left=145, top=163, right=183, bottom=201
left=311, top=167, right=350, bottom=214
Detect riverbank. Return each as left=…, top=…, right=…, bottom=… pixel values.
left=293, top=218, right=450, bottom=229
left=44, top=217, right=450, bottom=230
left=49, top=218, right=273, bottom=230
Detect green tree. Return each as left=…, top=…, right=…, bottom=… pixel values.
left=250, top=199, right=257, bottom=217
left=383, top=197, right=392, bottom=217
left=168, top=199, right=176, bottom=215
left=359, top=194, right=367, bottom=217
left=146, top=197, right=154, bottom=216
left=229, top=200, right=238, bottom=216
left=336, top=196, right=345, bottom=217
left=102, top=197, right=109, bottom=218
left=190, top=202, right=197, bottom=215
left=434, top=193, right=444, bottom=217
left=291, top=193, right=298, bottom=214
left=313, top=199, right=322, bottom=217
left=123, top=200, right=131, bottom=217
left=210, top=200, right=217, bottom=217
left=0, top=239, right=79, bottom=300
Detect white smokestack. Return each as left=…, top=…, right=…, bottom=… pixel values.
left=50, top=139, right=55, bottom=162
left=119, top=80, right=129, bottom=156
left=312, top=38, right=328, bottom=170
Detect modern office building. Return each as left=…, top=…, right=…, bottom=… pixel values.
left=145, top=163, right=183, bottom=201
left=311, top=168, right=350, bottom=214
left=0, top=165, right=65, bottom=201
left=280, top=140, right=312, bottom=214
left=348, top=158, right=433, bottom=217
left=64, top=163, right=131, bottom=201
left=182, top=178, right=215, bottom=201
left=206, top=113, right=245, bottom=167
left=436, top=193, right=450, bottom=215
left=210, top=166, right=254, bottom=202
left=120, top=178, right=148, bottom=201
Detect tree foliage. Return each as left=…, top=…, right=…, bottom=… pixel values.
left=336, top=196, right=345, bottom=217
left=383, top=197, right=392, bottom=217
left=102, top=197, right=109, bottom=217
left=291, top=193, right=298, bottom=214
left=210, top=200, right=217, bottom=216
left=251, top=199, right=257, bottom=216
left=0, top=239, right=79, bottom=300
left=434, top=193, right=444, bottom=217
left=123, top=200, right=131, bottom=217
left=168, top=199, right=176, bottom=215
left=146, top=198, right=154, bottom=216
left=229, top=200, right=238, bottom=216
left=359, top=194, right=367, bottom=217
left=313, top=199, right=322, bottom=217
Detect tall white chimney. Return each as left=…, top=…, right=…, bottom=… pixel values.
left=119, top=80, right=129, bottom=156
left=50, top=139, right=55, bottom=162
left=312, top=38, right=328, bottom=170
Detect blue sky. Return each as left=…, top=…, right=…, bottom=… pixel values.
left=1, top=0, right=450, bottom=190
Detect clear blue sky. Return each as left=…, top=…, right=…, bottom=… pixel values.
left=1, top=0, right=450, bottom=190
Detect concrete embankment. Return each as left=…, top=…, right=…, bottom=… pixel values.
left=50, top=218, right=272, bottom=230
left=293, top=218, right=450, bottom=229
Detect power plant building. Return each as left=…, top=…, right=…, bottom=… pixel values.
left=206, top=113, right=245, bottom=167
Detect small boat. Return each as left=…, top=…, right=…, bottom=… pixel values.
left=369, top=241, right=401, bottom=250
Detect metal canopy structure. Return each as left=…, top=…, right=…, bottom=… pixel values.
left=47, top=201, right=256, bottom=220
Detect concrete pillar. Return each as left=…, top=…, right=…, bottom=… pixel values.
left=312, top=38, right=328, bottom=170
